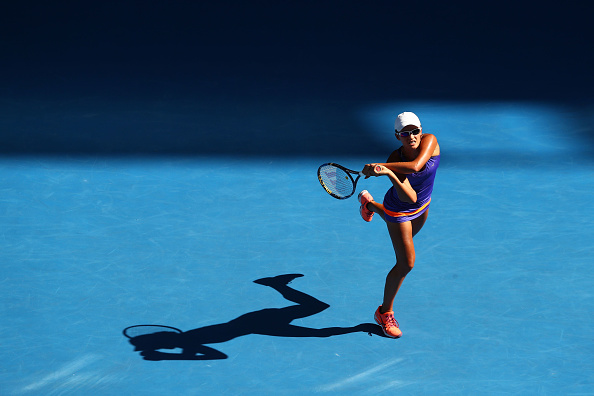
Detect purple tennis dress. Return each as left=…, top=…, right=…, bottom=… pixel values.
left=383, top=148, right=440, bottom=223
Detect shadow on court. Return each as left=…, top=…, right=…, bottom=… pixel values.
left=124, top=274, right=386, bottom=361
left=2, top=3, right=592, bottom=158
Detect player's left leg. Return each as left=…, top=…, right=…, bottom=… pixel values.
left=358, top=190, right=385, bottom=221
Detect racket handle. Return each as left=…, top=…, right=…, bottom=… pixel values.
left=358, top=165, right=383, bottom=176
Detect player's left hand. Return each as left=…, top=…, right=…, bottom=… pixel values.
left=362, top=164, right=385, bottom=178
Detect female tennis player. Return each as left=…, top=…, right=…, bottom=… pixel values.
left=359, top=111, right=440, bottom=338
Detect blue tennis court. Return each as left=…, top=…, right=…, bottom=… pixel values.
left=1, top=2, right=593, bottom=395
left=2, top=100, right=593, bottom=395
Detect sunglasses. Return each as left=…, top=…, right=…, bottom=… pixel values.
left=396, top=128, right=421, bottom=137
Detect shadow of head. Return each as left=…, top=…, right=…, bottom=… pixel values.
left=129, top=331, right=182, bottom=352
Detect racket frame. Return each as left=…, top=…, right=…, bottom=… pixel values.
left=317, top=162, right=364, bottom=200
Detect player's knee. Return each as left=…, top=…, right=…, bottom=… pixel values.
left=389, top=261, right=414, bottom=278
left=404, top=261, right=415, bottom=273
left=398, top=256, right=415, bottom=273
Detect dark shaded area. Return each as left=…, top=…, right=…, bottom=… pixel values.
left=124, top=274, right=387, bottom=361
left=1, top=1, right=592, bottom=156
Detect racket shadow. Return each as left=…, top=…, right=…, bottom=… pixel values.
left=125, top=273, right=388, bottom=361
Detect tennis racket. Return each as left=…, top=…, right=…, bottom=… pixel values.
left=317, top=163, right=381, bottom=200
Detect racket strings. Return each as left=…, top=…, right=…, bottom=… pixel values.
left=319, top=165, right=354, bottom=197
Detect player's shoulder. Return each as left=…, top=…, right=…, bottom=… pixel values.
left=422, top=133, right=437, bottom=142
left=387, top=147, right=403, bottom=162
left=421, top=133, right=440, bottom=156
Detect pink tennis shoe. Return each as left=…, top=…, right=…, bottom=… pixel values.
left=358, top=190, right=374, bottom=222
left=374, top=306, right=402, bottom=338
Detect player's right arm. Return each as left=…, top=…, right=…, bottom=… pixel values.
left=374, top=165, right=417, bottom=204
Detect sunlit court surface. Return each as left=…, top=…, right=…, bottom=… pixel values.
left=2, top=2, right=594, bottom=395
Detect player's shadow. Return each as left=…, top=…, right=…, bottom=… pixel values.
left=124, top=274, right=387, bottom=361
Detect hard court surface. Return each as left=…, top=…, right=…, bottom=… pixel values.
left=2, top=101, right=593, bottom=395
left=1, top=2, right=594, bottom=395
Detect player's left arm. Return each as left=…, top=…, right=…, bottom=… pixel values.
left=382, top=134, right=439, bottom=174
